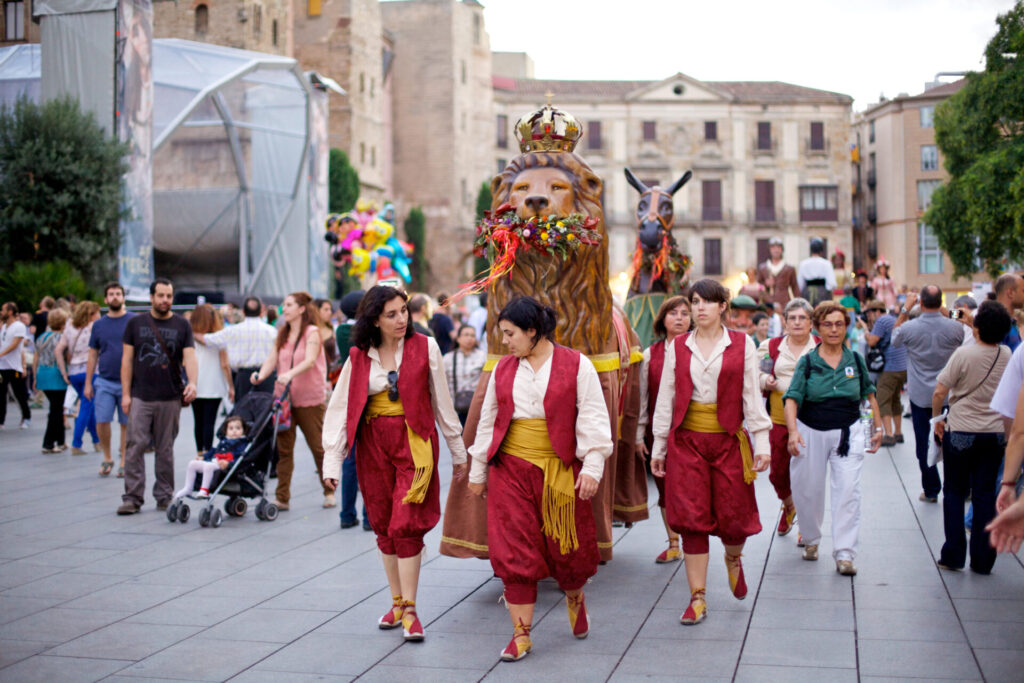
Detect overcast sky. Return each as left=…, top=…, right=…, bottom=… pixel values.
left=479, top=0, right=1015, bottom=111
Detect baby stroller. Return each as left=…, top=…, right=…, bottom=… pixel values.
left=166, top=385, right=289, bottom=528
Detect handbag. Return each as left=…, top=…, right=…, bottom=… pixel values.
left=276, top=334, right=301, bottom=432
left=452, top=350, right=475, bottom=413
left=866, top=336, right=886, bottom=373
left=145, top=315, right=189, bottom=406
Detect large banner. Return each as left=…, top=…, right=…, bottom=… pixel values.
left=115, top=0, right=153, bottom=300
left=307, top=87, right=329, bottom=298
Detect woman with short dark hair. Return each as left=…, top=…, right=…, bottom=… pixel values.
left=322, top=285, right=468, bottom=642
left=466, top=296, right=612, bottom=661
left=932, top=300, right=1012, bottom=574
left=651, top=279, right=772, bottom=625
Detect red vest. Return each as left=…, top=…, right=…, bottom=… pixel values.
left=487, top=345, right=580, bottom=469
left=647, top=340, right=666, bottom=421
left=345, top=333, right=436, bottom=451
left=670, top=329, right=746, bottom=434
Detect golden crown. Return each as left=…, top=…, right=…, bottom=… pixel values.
left=515, top=103, right=582, bottom=153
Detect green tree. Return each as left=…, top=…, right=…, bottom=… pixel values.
left=404, top=206, right=427, bottom=289
left=328, top=148, right=360, bottom=213
left=0, top=96, right=127, bottom=286
left=0, top=260, right=95, bottom=313
left=473, top=181, right=492, bottom=276
left=925, top=1, right=1024, bottom=278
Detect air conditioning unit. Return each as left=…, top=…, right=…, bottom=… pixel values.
left=238, top=8, right=249, bottom=22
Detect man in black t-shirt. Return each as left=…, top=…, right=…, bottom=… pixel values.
left=117, top=278, right=198, bottom=515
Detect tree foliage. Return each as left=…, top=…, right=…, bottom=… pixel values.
left=404, top=206, right=427, bottom=290
left=328, top=148, right=360, bottom=213
left=925, top=1, right=1024, bottom=277
left=0, top=96, right=127, bottom=286
left=473, top=181, right=492, bottom=276
left=0, top=260, right=95, bottom=313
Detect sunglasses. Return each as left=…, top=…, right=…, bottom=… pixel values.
left=387, top=370, right=399, bottom=402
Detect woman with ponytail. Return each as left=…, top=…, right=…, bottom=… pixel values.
left=467, top=296, right=613, bottom=662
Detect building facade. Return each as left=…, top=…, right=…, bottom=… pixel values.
left=852, top=79, right=985, bottom=293
left=492, top=71, right=854, bottom=287
left=0, top=0, right=40, bottom=47
left=153, top=0, right=292, bottom=57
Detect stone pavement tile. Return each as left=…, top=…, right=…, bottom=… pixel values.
left=482, top=651, right=619, bottom=682
left=756, top=574, right=853, bottom=601
left=953, top=597, right=1024, bottom=622
left=748, top=597, right=853, bottom=631
left=740, top=627, right=855, bottom=668
left=47, top=622, right=202, bottom=661
left=424, top=600, right=520, bottom=635
left=856, top=608, right=966, bottom=642
left=527, top=611, right=648, bottom=655
left=0, top=654, right=132, bottom=682
left=253, top=633, right=396, bottom=676
left=379, top=631, right=508, bottom=670
left=187, top=577, right=296, bottom=601
left=259, top=583, right=387, bottom=612
left=17, top=547, right=122, bottom=568
left=0, top=639, right=51, bottom=669
left=0, top=537, right=67, bottom=561
left=416, top=567, right=499, bottom=588
left=359, top=665, right=487, bottom=683
left=974, top=648, right=1024, bottom=682
left=635, top=607, right=749, bottom=641
left=0, top=595, right=64, bottom=624
left=129, top=565, right=236, bottom=588
left=734, top=664, right=858, bottom=683
left=70, top=531, right=169, bottom=551
left=962, top=620, right=1024, bottom=650
left=0, top=607, right=130, bottom=644
left=123, top=636, right=281, bottom=681
left=615, top=639, right=740, bottom=678
left=0, top=558, right=65, bottom=590
left=228, top=671, right=354, bottom=683
left=854, top=584, right=955, bottom=613
left=940, top=567, right=1024, bottom=599
left=203, top=607, right=335, bottom=643
left=858, top=639, right=982, bottom=679
left=860, top=677, right=976, bottom=683
left=4, top=571, right=126, bottom=601
left=609, top=675, right=730, bottom=683
left=60, top=580, right=192, bottom=613
left=126, top=595, right=261, bottom=627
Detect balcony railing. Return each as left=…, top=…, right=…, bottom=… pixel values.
left=804, top=138, right=829, bottom=155
left=867, top=206, right=877, bottom=224
left=754, top=207, right=776, bottom=222
left=867, top=170, right=877, bottom=188
left=753, top=139, right=777, bottom=155
left=702, top=207, right=723, bottom=222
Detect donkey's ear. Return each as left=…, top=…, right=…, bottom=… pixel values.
left=666, top=171, right=692, bottom=196
left=624, top=168, right=648, bottom=194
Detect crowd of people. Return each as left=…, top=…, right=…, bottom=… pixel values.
left=5, top=251, right=1024, bottom=660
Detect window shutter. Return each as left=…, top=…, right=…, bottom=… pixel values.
left=704, top=121, right=717, bottom=141
left=810, top=122, right=824, bottom=150
left=757, top=122, right=771, bottom=150
left=702, top=180, right=722, bottom=221
left=704, top=239, right=722, bottom=275
left=642, top=121, right=656, bottom=141
left=587, top=121, right=603, bottom=150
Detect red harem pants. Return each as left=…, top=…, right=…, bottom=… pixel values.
left=768, top=422, right=792, bottom=501
left=487, top=453, right=600, bottom=604
left=355, top=415, right=440, bottom=558
left=665, top=429, right=761, bottom=554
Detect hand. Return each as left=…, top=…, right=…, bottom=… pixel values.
left=122, top=395, right=132, bottom=416
left=32, top=380, right=37, bottom=393
left=753, top=453, right=770, bottom=472
left=575, top=473, right=599, bottom=500
left=468, top=481, right=487, bottom=498
left=636, top=441, right=648, bottom=458
left=904, top=292, right=918, bottom=312
left=764, top=376, right=779, bottom=392
left=195, top=455, right=203, bottom=461
left=958, top=307, right=974, bottom=327
left=651, top=458, right=666, bottom=478
left=867, top=430, right=882, bottom=454
left=452, top=462, right=467, bottom=481
left=219, top=460, right=230, bottom=470
left=933, top=421, right=945, bottom=442
left=182, top=383, right=197, bottom=404
left=276, top=372, right=291, bottom=387
left=997, top=485, right=1017, bottom=514
left=324, top=478, right=338, bottom=491
left=83, top=381, right=93, bottom=401
left=228, top=386, right=235, bottom=403
left=250, top=371, right=261, bottom=386
left=986, top=499, right=1024, bottom=553
left=788, top=432, right=805, bottom=457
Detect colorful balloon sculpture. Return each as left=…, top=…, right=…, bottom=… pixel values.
left=324, top=199, right=413, bottom=286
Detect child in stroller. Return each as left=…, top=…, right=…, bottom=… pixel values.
left=174, top=416, right=247, bottom=499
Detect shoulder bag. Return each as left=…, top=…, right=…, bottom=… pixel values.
left=276, top=333, right=302, bottom=431
left=145, top=315, right=189, bottom=406
left=452, top=351, right=475, bottom=413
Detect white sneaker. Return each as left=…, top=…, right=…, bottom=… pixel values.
left=323, top=493, right=337, bottom=508
left=19, top=419, right=30, bottom=430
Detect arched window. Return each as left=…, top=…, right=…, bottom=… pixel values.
left=194, top=4, right=208, bottom=34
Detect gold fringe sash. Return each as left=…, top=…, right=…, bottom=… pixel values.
left=366, top=392, right=433, bottom=504
left=680, top=402, right=757, bottom=485
left=502, top=418, right=578, bottom=554
left=768, top=391, right=786, bottom=426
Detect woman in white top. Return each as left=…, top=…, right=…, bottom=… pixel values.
left=443, top=324, right=487, bottom=426
left=189, top=304, right=233, bottom=457
left=322, top=285, right=467, bottom=643
left=56, top=301, right=100, bottom=454
left=650, top=279, right=771, bottom=626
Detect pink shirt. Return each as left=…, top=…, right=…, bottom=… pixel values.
left=278, top=325, right=327, bottom=407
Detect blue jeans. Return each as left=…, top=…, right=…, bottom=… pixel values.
left=339, top=444, right=366, bottom=525
left=910, top=401, right=942, bottom=498
left=68, top=372, right=98, bottom=449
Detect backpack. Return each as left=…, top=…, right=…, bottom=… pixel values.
left=866, top=331, right=887, bottom=373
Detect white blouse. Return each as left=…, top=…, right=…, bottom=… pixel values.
left=650, top=330, right=771, bottom=462
left=321, top=336, right=468, bottom=482
left=636, top=346, right=655, bottom=444
left=468, top=352, right=613, bottom=485
left=756, top=335, right=817, bottom=394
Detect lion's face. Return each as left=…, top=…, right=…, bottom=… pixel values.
left=508, top=167, right=576, bottom=220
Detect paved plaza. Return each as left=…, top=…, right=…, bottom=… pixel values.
left=1, top=406, right=1023, bottom=682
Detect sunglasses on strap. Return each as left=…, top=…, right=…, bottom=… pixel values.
left=387, top=370, right=399, bottom=402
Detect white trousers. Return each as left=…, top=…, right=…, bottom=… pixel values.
left=790, top=419, right=864, bottom=561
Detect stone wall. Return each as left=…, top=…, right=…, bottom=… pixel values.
left=153, top=0, right=292, bottom=56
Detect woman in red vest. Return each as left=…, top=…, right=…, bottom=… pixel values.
left=467, top=297, right=613, bottom=662
left=322, top=286, right=468, bottom=642
left=650, top=279, right=772, bottom=625
left=635, top=294, right=692, bottom=564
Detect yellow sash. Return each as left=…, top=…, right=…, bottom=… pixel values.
left=769, top=391, right=786, bottom=426
left=365, top=392, right=434, bottom=504
left=502, top=418, right=578, bottom=554
left=680, top=402, right=757, bottom=485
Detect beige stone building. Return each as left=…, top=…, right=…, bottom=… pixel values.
left=852, top=79, right=985, bottom=293
left=0, top=0, right=39, bottom=47
left=153, top=0, right=292, bottom=57
left=492, top=67, right=854, bottom=286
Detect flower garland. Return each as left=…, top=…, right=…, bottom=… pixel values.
left=452, top=202, right=602, bottom=300
left=630, top=234, right=692, bottom=294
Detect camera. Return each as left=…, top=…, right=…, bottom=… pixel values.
left=949, top=309, right=962, bottom=320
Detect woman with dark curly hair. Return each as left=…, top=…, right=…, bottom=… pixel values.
left=322, top=285, right=468, bottom=642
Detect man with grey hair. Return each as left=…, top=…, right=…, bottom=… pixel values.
left=892, top=286, right=964, bottom=503
left=993, top=274, right=1023, bottom=350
